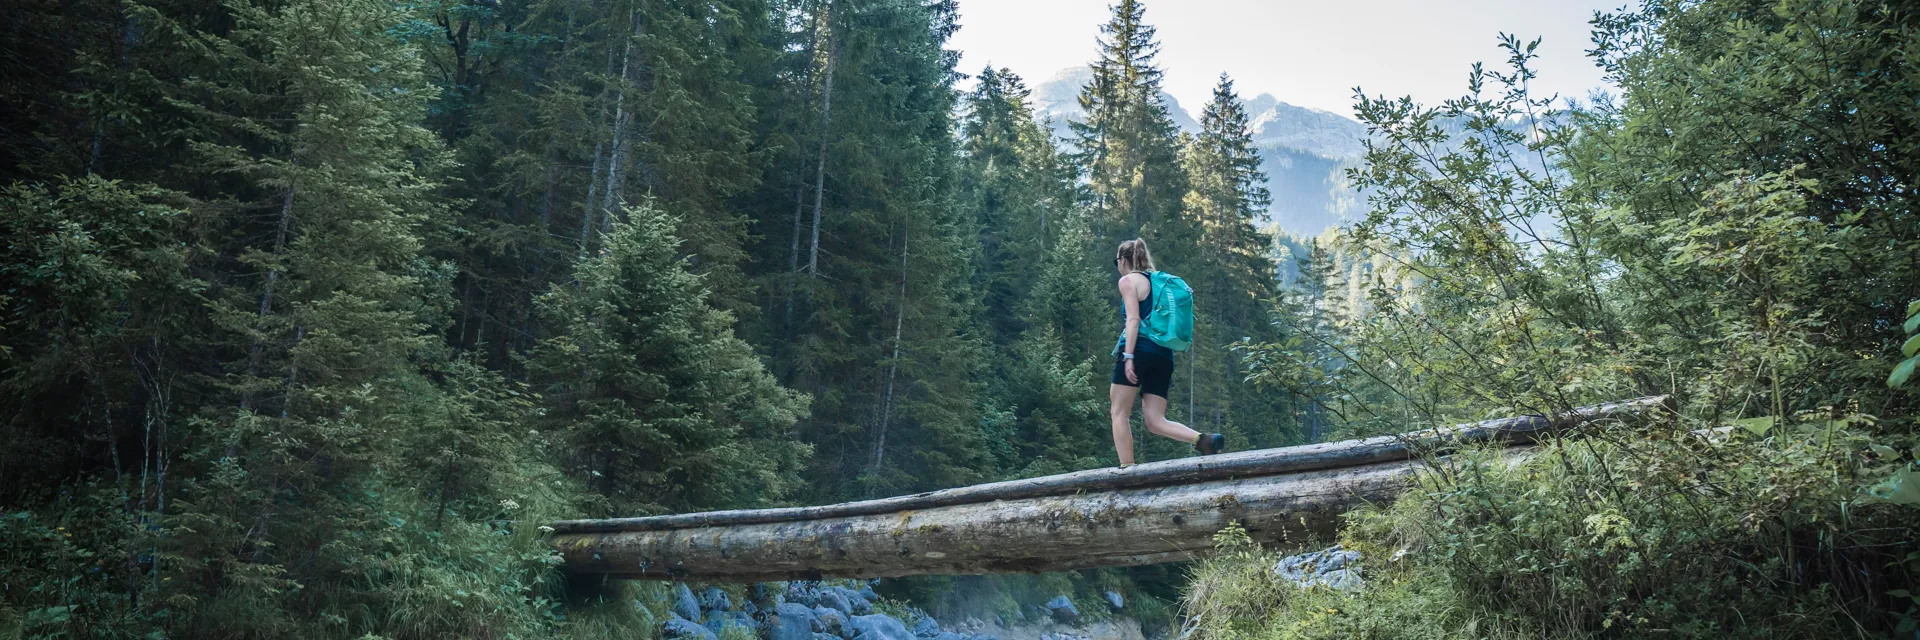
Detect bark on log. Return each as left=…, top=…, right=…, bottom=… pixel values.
left=550, top=396, right=1669, bottom=580
left=556, top=459, right=1419, bottom=581
left=549, top=396, right=1668, bottom=534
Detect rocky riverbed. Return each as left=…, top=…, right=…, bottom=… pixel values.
left=655, top=581, right=1148, bottom=640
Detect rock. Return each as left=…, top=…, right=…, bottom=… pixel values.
left=708, top=611, right=756, bottom=637
left=664, top=615, right=719, bottom=640
left=911, top=617, right=940, bottom=637
left=787, top=581, right=823, bottom=607
left=828, top=586, right=873, bottom=615
left=702, top=587, right=734, bottom=613
left=813, top=606, right=847, bottom=636
left=1045, top=595, right=1079, bottom=625
left=772, top=603, right=817, bottom=640
left=674, top=584, right=704, bottom=622
left=1273, top=545, right=1365, bottom=591
left=815, top=634, right=843, bottom=640
left=817, top=589, right=853, bottom=617
left=1102, top=591, right=1124, bottom=611
left=1322, top=567, right=1364, bottom=590
left=846, top=614, right=913, bottom=640
left=931, top=632, right=967, bottom=640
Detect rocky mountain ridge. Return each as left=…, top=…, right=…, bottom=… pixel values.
left=1028, top=67, right=1367, bottom=237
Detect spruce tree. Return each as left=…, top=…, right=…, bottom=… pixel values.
left=529, top=202, right=810, bottom=512
left=1070, top=0, right=1190, bottom=257
left=958, top=67, right=1113, bottom=476
left=1176, top=74, right=1290, bottom=446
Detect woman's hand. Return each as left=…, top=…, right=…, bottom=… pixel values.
left=1125, top=358, right=1138, bottom=384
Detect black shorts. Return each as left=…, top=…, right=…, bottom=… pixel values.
left=1112, top=351, right=1175, bottom=398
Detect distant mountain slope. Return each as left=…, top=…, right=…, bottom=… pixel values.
left=1247, top=96, right=1369, bottom=161
left=1029, top=67, right=1366, bottom=237
left=1031, top=67, right=1200, bottom=137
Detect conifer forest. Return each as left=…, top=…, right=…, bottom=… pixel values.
left=3, top=0, right=1920, bottom=637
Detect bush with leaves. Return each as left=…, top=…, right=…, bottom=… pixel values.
left=1186, top=414, right=1920, bottom=639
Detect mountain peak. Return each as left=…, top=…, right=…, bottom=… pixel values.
left=1024, top=67, right=1370, bottom=237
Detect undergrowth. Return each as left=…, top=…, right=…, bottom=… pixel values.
left=1183, top=413, right=1920, bottom=639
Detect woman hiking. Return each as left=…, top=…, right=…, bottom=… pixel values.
left=1110, top=238, right=1226, bottom=467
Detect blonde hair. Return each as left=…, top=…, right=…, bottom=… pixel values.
left=1116, top=238, right=1155, bottom=272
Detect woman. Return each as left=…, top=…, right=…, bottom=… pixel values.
left=1110, top=238, right=1225, bottom=467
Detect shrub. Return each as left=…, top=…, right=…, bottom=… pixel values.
left=1184, top=415, right=1920, bottom=639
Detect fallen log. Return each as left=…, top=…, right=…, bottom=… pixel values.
left=551, top=396, right=1668, bottom=580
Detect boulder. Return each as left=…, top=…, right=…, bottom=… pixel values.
left=817, top=589, right=853, bottom=617
left=828, top=586, right=873, bottom=615
left=708, top=611, right=757, bottom=637
left=664, top=615, right=719, bottom=640
left=846, top=614, right=913, bottom=640
left=787, top=581, right=823, bottom=607
left=812, top=606, right=847, bottom=637
left=1102, top=591, right=1124, bottom=611
left=911, top=617, right=940, bottom=637
left=702, top=587, right=734, bottom=613
left=1273, top=545, right=1365, bottom=591
left=771, top=603, right=817, bottom=640
left=1319, top=568, right=1364, bottom=591
left=1044, top=595, right=1079, bottom=625
left=674, top=584, right=704, bottom=622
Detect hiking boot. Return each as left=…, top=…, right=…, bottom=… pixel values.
left=1195, top=433, right=1226, bottom=455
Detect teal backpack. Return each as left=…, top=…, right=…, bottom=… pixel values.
left=1143, top=270, right=1195, bottom=351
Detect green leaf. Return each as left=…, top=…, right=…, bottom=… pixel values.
left=1866, top=465, right=1920, bottom=506
left=1908, top=299, right=1920, bottom=318
left=1907, top=312, right=1920, bottom=335
left=1732, top=416, right=1773, bottom=436
left=1904, top=333, right=1920, bottom=357
left=1891, top=357, right=1917, bottom=389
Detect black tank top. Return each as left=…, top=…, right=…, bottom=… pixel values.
left=1122, top=273, right=1169, bottom=357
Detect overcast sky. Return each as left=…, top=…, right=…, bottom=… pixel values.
left=947, top=0, right=1630, bottom=117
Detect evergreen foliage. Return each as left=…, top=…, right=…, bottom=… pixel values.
left=1218, top=0, right=1920, bottom=635
left=1070, top=0, right=1190, bottom=255
left=528, top=202, right=810, bottom=513
left=10, top=0, right=1916, bottom=635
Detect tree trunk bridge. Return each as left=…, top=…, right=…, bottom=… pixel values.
left=550, top=397, right=1669, bottom=582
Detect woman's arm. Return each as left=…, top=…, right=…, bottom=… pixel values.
left=1119, top=274, right=1142, bottom=383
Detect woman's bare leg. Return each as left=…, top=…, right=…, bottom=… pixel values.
left=1109, top=384, right=1141, bottom=466
left=1141, top=394, right=1201, bottom=444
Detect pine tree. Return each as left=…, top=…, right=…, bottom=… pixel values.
left=424, top=0, right=779, bottom=373
left=959, top=67, right=1076, bottom=347
left=530, top=202, right=810, bottom=512
left=1070, top=0, right=1190, bottom=257
left=1175, top=74, right=1289, bottom=446
left=957, top=67, right=1114, bottom=477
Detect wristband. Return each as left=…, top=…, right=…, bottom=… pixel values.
left=1122, top=352, right=1134, bottom=360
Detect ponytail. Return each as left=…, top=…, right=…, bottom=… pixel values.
left=1116, top=238, right=1155, bottom=272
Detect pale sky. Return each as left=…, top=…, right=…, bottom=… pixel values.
left=948, top=0, right=1629, bottom=117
